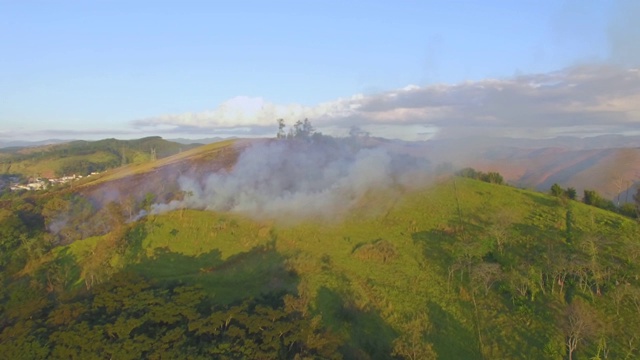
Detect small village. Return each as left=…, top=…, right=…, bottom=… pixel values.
left=5, top=172, right=100, bottom=191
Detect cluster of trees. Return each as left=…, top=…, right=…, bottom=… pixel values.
left=0, top=195, right=51, bottom=275
left=276, top=118, right=322, bottom=141
left=457, top=168, right=505, bottom=185
left=0, top=188, right=342, bottom=358
left=41, top=194, right=128, bottom=245
left=0, top=189, right=159, bottom=272
left=0, top=272, right=341, bottom=359
left=550, top=183, right=639, bottom=219
left=550, top=183, right=577, bottom=200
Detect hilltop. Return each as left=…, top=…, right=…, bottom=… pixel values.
left=0, top=134, right=639, bottom=359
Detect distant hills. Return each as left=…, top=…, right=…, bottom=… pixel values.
left=368, top=135, right=638, bottom=202
left=3, top=133, right=639, bottom=201
left=431, top=134, right=640, bottom=151
left=0, top=136, right=201, bottom=179
left=0, top=138, right=71, bottom=149
left=421, top=135, right=640, bottom=201
left=0, top=136, right=233, bottom=149
left=467, top=147, right=640, bottom=202
left=167, top=136, right=234, bottom=145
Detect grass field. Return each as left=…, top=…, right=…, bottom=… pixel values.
left=47, top=176, right=640, bottom=359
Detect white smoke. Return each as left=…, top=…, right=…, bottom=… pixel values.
left=150, top=137, right=431, bottom=221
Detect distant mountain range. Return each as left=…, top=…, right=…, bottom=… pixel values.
left=420, top=135, right=640, bottom=202
left=422, top=135, right=640, bottom=155
left=4, top=134, right=638, bottom=150
left=0, top=137, right=235, bottom=149
left=167, top=137, right=234, bottom=145
left=0, top=139, right=71, bottom=149
left=3, top=134, right=639, bottom=201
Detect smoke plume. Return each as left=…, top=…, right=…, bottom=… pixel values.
left=150, top=136, right=431, bottom=221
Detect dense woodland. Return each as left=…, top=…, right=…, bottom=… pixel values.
left=1, top=135, right=640, bottom=359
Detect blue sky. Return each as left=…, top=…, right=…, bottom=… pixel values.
left=1, top=0, right=638, bottom=141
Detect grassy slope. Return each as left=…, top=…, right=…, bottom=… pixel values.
left=52, top=177, right=639, bottom=359
left=76, top=138, right=239, bottom=188
left=4, top=151, right=119, bottom=178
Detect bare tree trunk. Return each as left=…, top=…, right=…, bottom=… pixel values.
left=471, top=291, right=485, bottom=359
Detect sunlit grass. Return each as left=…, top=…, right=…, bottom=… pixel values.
left=49, top=176, right=640, bottom=359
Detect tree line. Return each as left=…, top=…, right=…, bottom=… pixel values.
left=550, top=183, right=639, bottom=219
left=457, top=168, right=505, bottom=185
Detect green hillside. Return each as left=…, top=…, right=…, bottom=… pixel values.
left=1, top=175, right=639, bottom=359
left=0, top=137, right=201, bottom=179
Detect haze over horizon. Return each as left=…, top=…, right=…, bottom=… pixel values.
left=2, top=0, right=639, bottom=142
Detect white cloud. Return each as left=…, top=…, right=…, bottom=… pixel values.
left=131, top=65, right=640, bottom=140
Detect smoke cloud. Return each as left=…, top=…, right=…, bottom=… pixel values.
left=150, top=136, right=431, bottom=221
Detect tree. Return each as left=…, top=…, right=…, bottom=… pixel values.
left=620, top=202, right=637, bottom=219
left=457, top=168, right=478, bottom=179
left=41, top=196, right=71, bottom=245
left=141, top=192, right=156, bottom=214
left=276, top=119, right=286, bottom=139
left=563, top=301, right=598, bottom=360
left=487, top=209, right=514, bottom=254
left=634, top=188, right=640, bottom=220
left=122, top=196, right=136, bottom=222
left=471, top=262, right=502, bottom=295
left=0, top=209, right=28, bottom=269
left=284, top=118, right=318, bottom=140
left=565, top=208, right=574, bottom=243
left=391, top=313, right=437, bottom=360
left=551, top=183, right=564, bottom=197
left=94, top=201, right=125, bottom=234
left=68, top=195, right=96, bottom=240
left=583, top=190, right=599, bottom=206
left=565, top=187, right=577, bottom=200
left=456, top=168, right=504, bottom=185
left=485, top=172, right=504, bottom=185
left=302, top=118, right=314, bottom=136
left=582, top=189, right=615, bottom=211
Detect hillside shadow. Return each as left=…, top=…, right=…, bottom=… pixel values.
left=427, top=301, right=480, bottom=359
left=41, top=247, right=82, bottom=294
left=315, top=286, right=397, bottom=359
left=127, top=244, right=298, bottom=304
left=412, top=230, right=457, bottom=274
left=512, top=223, right=565, bottom=245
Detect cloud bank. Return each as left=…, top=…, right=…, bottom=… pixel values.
left=133, top=65, right=640, bottom=140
